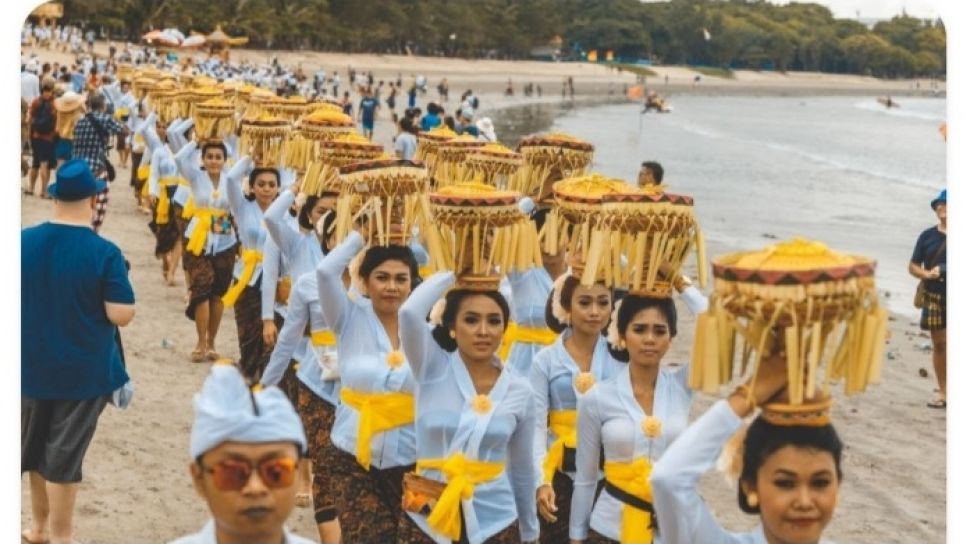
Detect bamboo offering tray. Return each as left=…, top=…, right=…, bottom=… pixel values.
left=545, top=173, right=629, bottom=257
left=433, top=136, right=486, bottom=187
left=284, top=110, right=361, bottom=174
left=187, top=86, right=224, bottom=117
left=240, top=114, right=291, bottom=167
left=146, top=80, right=180, bottom=124
left=333, top=159, right=430, bottom=247
left=426, top=183, right=540, bottom=289
left=584, top=187, right=705, bottom=296
left=465, top=143, right=524, bottom=188
left=265, top=96, right=320, bottom=124
left=193, top=97, right=237, bottom=141
left=515, top=132, right=595, bottom=199
left=415, top=125, right=458, bottom=179
left=690, top=238, right=886, bottom=408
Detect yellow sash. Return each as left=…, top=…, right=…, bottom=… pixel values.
left=498, top=322, right=558, bottom=360
left=541, top=409, right=577, bottom=485
left=154, top=177, right=187, bottom=224
left=221, top=249, right=264, bottom=306
left=182, top=196, right=196, bottom=219
left=604, top=458, right=655, bottom=544
left=185, top=208, right=228, bottom=256
left=339, top=388, right=416, bottom=470
left=310, top=329, right=337, bottom=347
left=137, top=164, right=150, bottom=182
left=416, top=453, right=505, bottom=541
left=418, top=265, right=433, bottom=278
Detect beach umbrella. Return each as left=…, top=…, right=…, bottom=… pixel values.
left=181, top=34, right=206, bottom=48
left=162, top=28, right=186, bottom=42
left=142, top=29, right=179, bottom=47
left=206, top=25, right=249, bottom=47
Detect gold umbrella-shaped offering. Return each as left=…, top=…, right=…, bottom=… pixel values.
left=333, top=159, right=430, bottom=247
left=415, top=125, right=458, bottom=178
left=239, top=113, right=291, bottom=166
left=547, top=173, right=629, bottom=257
left=300, top=132, right=385, bottom=197
left=426, top=182, right=541, bottom=290
left=465, top=143, right=524, bottom=189
left=193, top=97, right=237, bottom=141
left=585, top=185, right=706, bottom=295
left=691, top=238, right=887, bottom=412
left=284, top=108, right=358, bottom=173
left=516, top=132, right=594, bottom=200
left=433, top=135, right=486, bottom=187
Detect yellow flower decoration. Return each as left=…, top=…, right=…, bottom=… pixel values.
left=641, top=416, right=662, bottom=439
left=470, top=394, right=493, bottom=415
left=385, top=350, right=405, bottom=369
left=574, top=372, right=596, bottom=395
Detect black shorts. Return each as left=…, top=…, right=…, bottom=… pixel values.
left=30, top=138, right=56, bottom=168
left=22, top=395, right=109, bottom=483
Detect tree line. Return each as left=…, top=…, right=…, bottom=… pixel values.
left=54, top=0, right=946, bottom=78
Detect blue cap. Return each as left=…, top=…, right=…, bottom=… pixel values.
left=931, top=189, right=946, bottom=210
left=47, top=159, right=106, bottom=201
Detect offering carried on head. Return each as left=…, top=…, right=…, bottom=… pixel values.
left=240, top=114, right=291, bottom=167
left=334, top=158, right=430, bottom=247
left=433, top=135, right=487, bottom=188
left=415, top=125, right=458, bottom=177
left=465, top=143, right=523, bottom=189
left=426, top=183, right=541, bottom=290
left=516, top=132, right=594, bottom=201
left=692, top=238, right=887, bottom=415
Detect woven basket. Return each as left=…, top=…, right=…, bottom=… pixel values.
left=433, top=136, right=486, bottom=187
left=515, top=132, right=594, bottom=200
left=333, top=159, right=430, bottom=247
left=465, top=143, right=524, bottom=188
left=415, top=125, right=458, bottom=180
left=426, top=183, right=540, bottom=288
left=194, top=97, right=237, bottom=141
left=690, top=238, right=886, bottom=408
left=239, top=115, right=291, bottom=166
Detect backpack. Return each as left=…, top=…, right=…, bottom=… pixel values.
left=31, top=99, right=54, bottom=134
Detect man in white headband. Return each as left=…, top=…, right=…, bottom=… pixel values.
left=170, top=364, right=315, bottom=544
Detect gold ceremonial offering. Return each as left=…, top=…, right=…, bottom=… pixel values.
left=333, top=159, right=430, bottom=247
left=426, top=183, right=541, bottom=290
left=433, top=135, right=486, bottom=187
left=187, top=86, right=224, bottom=117
left=545, top=173, right=629, bottom=257
left=465, top=143, right=524, bottom=188
left=239, top=114, right=291, bottom=166
left=193, top=97, right=237, bottom=142
left=265, top=96, right=319, bottom=124
left=146, top=79, right=180, bottom=124
left=415, top=125, right=458, bottom=180
left=244, top=89, right=283, bottom=119
left=284, top=109, right=360, bottom=177
left=515, top=132, right=594, bottom=200
left=583, top=185, right=706, bottom=296
left=691, top=238, right=887, bottom=421
left=300, top=132, right=385, bottom=197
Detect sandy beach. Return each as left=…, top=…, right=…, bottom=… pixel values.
left=20, top=45, right=946, bottom=543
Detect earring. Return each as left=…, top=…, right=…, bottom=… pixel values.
left=619, top=340, right=626, bottom=349
left=449, top=330, right=456, bottom=339
left=747, top=492, right=759, bottom=508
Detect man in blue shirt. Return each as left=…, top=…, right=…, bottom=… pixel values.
left=358, top=89, right=380, bottom=139
left=21, top=159, right=136, bottom=544
left=419, top=102, right=442, bottom=132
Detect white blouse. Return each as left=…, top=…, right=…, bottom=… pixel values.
left=260, top=233, right=290, bottom=320
left=570, top=364, right=693, bottom=542
left=224, top=163, right=269, bottom=287
left=400, top=271, right=539, bottom=544
left=260, top=273, right=339, bottom=406
left=264, top=190, right=323, bottom=281
left=651, top=399, right=837, bottom=544
left=529, top=331, right=626, bottom=489
left=316, top=231, right=417, bottom=469
left=503, top=266, right=554, bottom=376
left=174, top=141, right=236, bottom=255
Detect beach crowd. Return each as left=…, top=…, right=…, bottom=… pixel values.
left=21, top=27, right=945, bottom=544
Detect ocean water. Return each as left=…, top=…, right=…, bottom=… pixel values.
left=531, top=95, right=946, bottom=316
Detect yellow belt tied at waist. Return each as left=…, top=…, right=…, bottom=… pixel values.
left=182, top=196, right=196, bottom=219
left=498, top=322, right=558, bottom=361
left=185, top=208, right=228, bottom=256
left=419, top=265, right=433, bottom=278
left=542, top=409, right=577, bottom=485
left=154, top=177, right=187, bottom=225
left=604, top=458, right=655, bottom=544
left=416, top=453, right=505, bottom=541
left=339, top=388, right=415, bottom=470
left=137, top=164, right=150, bottom=182
left=310, top=329, right=337, bottom=347
left=221, top=249, right=263, bottom=306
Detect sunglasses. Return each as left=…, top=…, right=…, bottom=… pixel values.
left=202, top=457, right=297, bottom=492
